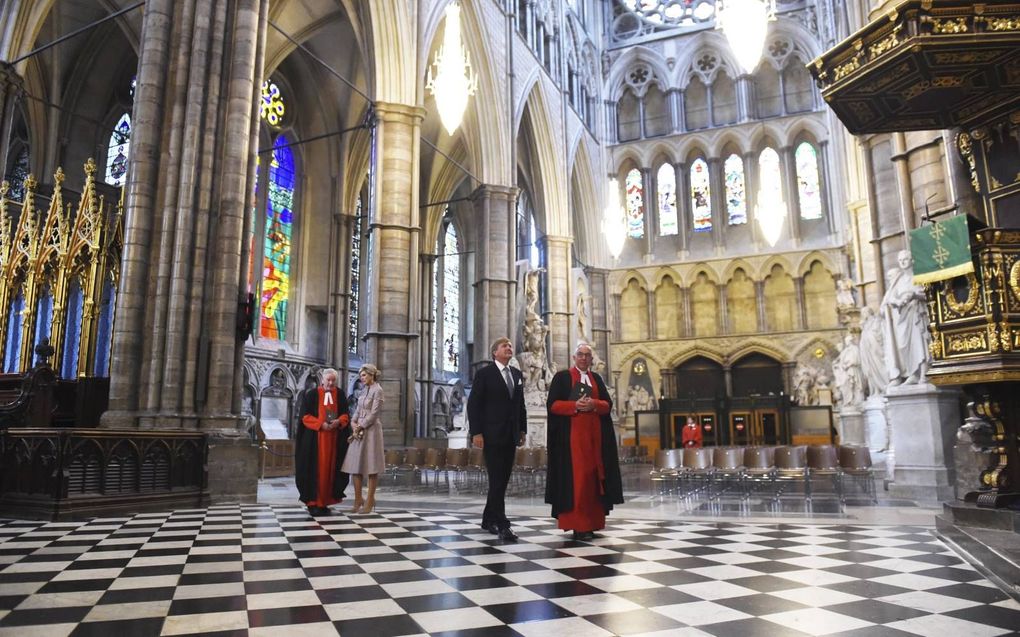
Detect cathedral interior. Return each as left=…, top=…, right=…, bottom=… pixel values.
left=0, top=0, right=1019, bottom=635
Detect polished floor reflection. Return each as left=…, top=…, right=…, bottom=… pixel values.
left=1, top=499, right=1017, bottom=636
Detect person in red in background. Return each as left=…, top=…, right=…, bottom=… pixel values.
left=295, top=368, right=350, bottom=516
left=681, top=416, right=703, bottom=448
left=545, top=343, right=623, bottom=541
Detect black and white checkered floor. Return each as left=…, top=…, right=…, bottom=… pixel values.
left=1, top=505, right=1017, bottom=636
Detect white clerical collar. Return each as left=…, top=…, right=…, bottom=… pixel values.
left=577, top=369, right=592, bottom=385
left=323, top=390, right=334, bottom=406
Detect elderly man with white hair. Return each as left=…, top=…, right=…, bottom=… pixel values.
left=295, top=368, right=350, bottom=516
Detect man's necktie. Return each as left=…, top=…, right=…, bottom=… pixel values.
left=502, top=367, right=514, bottom=398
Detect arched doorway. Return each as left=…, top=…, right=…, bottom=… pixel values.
left=670, top=356, right=725, bottom=447
left=729, top=353, right=787, bottom=446
left=663, top=353, right=789, bottom=447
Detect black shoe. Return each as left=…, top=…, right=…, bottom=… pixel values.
left=497, top=527, right=519, bottom=542
left=482, top=523, right=500, bottom=535
left=572, top=531, right=595, bottom=541
left=310, top=506, right=330, bottom=516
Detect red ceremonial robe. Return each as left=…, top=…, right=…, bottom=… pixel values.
left=300, top=387, right=349, bottom=508
left=548, top=367, right=612, bottom=532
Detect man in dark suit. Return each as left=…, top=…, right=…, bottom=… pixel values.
left=467, top=336, right=527, bottom=541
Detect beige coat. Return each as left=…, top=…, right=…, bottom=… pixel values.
left=341, top=382, right=384, bottom=476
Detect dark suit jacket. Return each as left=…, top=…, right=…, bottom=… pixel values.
left=467, top=362, right=527, bottom=446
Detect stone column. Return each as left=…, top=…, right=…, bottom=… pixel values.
left=363, top=101, right=425, bottom=447
left=611, top=292, right=622, bottom=341
left=736, top=76, right=752, bottom=122
left=101, top=0, right=270, bottom=502
left=718, top=284, right=729, bottom=335
left=680, top=287, right=692, bottom=336
left=0, top=63, right=25, bottom=179
left=781, top=145, right=801, bottom=244
left=641, top=166, right=654, bottom=258
left=675, top=161, right=689, bottom=256
left=755, top=280, right=767, bottom=332
left=471, top=184, right=517, bottom=373
left=708, top=157, right=724, bottom=249
left=744, top=151, right=760, bottom=248
left=794, top=276, right=808, bottom=329
left=587, top=267, right=611, bottom=369
left=646, top=289, right=656, bottom=340
left=544, top=234, right=572, bottom=367
left=668, top=89, right=683, bottom=133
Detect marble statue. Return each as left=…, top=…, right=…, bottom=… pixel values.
left=575, top=291, right=590, bottom=343
left=859, top=307, right=888, bottom=397
left=793, top=365, right=815, bottom=406
left=881, top=250, right=931, bottom=386
left=835, top=277, right=856, bottom=310
left=517, top=268, right=555, bottom=409
left=832, top=334, right=866, bottom=408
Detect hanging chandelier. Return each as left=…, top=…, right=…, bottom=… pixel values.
left=604, top=179, right=627, bottom=259
left=426, top=3, right=478, bottom=135
left=716, top=0, right=776, bottom=74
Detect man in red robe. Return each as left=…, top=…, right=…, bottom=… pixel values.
left=545, top=343, right=623, bottom=541
left=295, top=368, right=350, bottom=515
left=681, top=416, right=703, bottom=448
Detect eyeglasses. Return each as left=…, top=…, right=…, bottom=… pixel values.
left=575, top=352, right=593, bottom=358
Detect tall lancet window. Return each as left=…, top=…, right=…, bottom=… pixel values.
left=260, top=134, right=295, bottom=339
left=724, top=154, right=747, bottom=225
left=795, top=142, right=823, bottom=220
left=625, top=167, right=644, bottom=238
left=690, top=158, right=712, bottom=232
left=433, top=210, right=461, bottom=373
left=348, top=194, right=363, bottom=355
left=105, top=113, right=131, bottom=187
left=656, top=162, right=678, bottom=236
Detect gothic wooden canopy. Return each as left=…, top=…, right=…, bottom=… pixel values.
left=809, top=1, right=1020, bottom=134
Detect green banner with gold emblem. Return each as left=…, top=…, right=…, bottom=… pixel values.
left=909, top=215, right=974, bottom=284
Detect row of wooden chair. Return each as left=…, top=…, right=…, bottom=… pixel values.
left=650, top=444, right=876, bottom=503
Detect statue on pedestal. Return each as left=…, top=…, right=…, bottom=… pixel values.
left=832, top=334, right=866, bottom=408
left=517, top=268, right=554, bottom=409
left=859, top=307, right=888, bottom=397
left=881, top=250, right=931, bottom=386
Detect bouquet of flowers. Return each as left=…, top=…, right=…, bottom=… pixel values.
left=348, top=426, right=364, bottom=444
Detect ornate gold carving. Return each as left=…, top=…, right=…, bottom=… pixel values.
left=1001, top=322, right=1013, bottom=351
left=833, top=58, right=860, bottom=82
left=930, top=370, right=1020, bottom=385
left=932, top=17, right=969, bottom=33
left=930, top=331, right=943, bottom=359
left=869, top=32, right=900, bottom=59
left=957, top=132, right=980, bottom=193
left=944, top=272, right=980, bottom=315
left=946, top=331, right=987, bottom=354
left=988, top=322, right=1001, bottom=352
left=985, top=16, right=1020, bottom=31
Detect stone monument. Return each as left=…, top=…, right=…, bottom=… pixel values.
left=880, top=251, right=959, bottom=500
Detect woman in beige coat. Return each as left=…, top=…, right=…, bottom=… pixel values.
left=341, top=364, right=385, bottom=513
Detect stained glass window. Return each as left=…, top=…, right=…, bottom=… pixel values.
left=95, top=278, right=115, bottom=376
left=758, top=146, right=784, bottom=217
left=690, top=158, right=712, bottom=232
left=105, top=113, right=130, bottom=187
left=6, top=148, right=29, bottom=202
left=442, top=223, right=460, bottom=372
left=34, top=289, right=53, bottom=354
left=724, top=154, right=747, bottom=225
left=656, top=162, right=677, bottom=236
left=348, top=195, right=363, bottom=355
left=61, top=280, right=83, bottom=378
left=260, top=134, right=295, bottom=340
left=4, top=293, right=24, bottom=372
left=260, top=80, right=285, bottom=127
left=795, top=142, right=823, bottom=219
left=625, top=168, right=644, bottom=238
